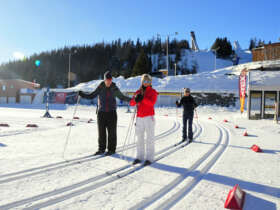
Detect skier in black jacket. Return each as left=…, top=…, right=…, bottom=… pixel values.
left=176, top=88, right=198, bottom=143
left=79, top=71, right=131, bottom=156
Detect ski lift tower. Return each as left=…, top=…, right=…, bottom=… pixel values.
left=190, top=31, right=199, bottom=51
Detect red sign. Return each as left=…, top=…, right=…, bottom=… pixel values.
left=55, top=92, right=67, bottom=104
left=239, top=70, right=247, bottom=98
left=239, top=69, right=247, bottom=113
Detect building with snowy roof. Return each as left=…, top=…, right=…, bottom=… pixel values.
left=252, top=42, right=280, bottom=62
left=247, top=71, right=280, bottom=120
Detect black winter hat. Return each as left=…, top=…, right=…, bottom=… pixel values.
left=104, top=71, right=112, bottom=80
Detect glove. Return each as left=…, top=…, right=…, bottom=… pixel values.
left=135, top=94, right=144, bottom=103
left=175, top=100, right=179, bottom=105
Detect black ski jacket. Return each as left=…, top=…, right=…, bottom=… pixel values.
left=176, top=95, right=198, bottom=115
left=79, top=82, right=131, bottom=112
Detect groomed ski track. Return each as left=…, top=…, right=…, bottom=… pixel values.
left=0, top=116, right=233, bottom=210
left=130, top=120, right=230, bottom=210
left=0, top=119, right=180, bottom=184
left=0, top=116, right=185, bottom=209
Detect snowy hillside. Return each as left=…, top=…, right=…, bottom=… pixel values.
left=71, top=73, right=239, bottom=94
left=151, top=48, right=252, bottom=73
left=68, top=54, right=280, bottom=100
left=66, top=49, right=255, bottom=95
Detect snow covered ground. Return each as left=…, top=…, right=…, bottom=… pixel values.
left=0, top=105, right=279, bottom=210
left=68, top=59, right=280, bottom=95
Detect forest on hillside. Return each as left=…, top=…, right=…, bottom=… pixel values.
left=0, top=38, right=191, bottom=88
left=0, top=35, right=249, bottom=88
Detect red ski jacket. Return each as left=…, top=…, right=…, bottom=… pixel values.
left=130, top=86, right=158, bottom=117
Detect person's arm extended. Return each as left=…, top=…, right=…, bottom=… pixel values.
left=114, top=86, right=131, bottom=102
left=79, top=82, right=103, bottom=99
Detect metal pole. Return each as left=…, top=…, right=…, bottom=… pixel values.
left=166, top=36, right=169, bottom=74
left=174, top=63, right=177, bottom=76
left=213, top=47, right=219, bottom=70
left=68, top=53, right=71, bottom=88
left=261, top=90, right=265, bottom=119
left=214, top=51, right=216, bottom=70
left=276, top=91, right=279, bottom=122
left=62, top=95, right=80, bottom=159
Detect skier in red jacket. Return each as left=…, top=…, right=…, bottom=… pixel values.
left=130, top=74, right=158, bottom=166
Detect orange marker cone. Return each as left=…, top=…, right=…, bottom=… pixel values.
left=224, top=184, right=246, bottom=210
left=251, top=144, right=262, bottom=152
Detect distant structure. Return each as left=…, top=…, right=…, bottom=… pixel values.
left=0, top=79, right=40, bottom=104
left=247, top=71, right=280, bottom=120
left=190, top=31, right=199, bottom=51
left=252, top=42, right=280, bottom=61
left=233, top=41, right=241, bottom=51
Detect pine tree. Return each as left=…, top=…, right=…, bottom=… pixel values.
left=175, top=49, right=181, bottom=63
left=211, top=37, right=233, bottom=58
left=249, top=38, right=256, bottom=51
left=257, top=39, right=265, bottom=47
left=132, top=50, right=151, bottom=76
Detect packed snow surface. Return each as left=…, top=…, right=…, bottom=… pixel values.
left=0, top=106, right=279, bottom=210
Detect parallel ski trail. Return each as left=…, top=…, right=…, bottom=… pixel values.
left=0, top=121, right=201, bottom=210
left=0, top=120, right=179, bottom=184
left=156, top=123, right=230, bottom=210
left=19, top=125, right=202, bottom=210
left=130, top=120, right=230, bottom=210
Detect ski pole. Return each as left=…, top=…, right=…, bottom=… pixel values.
left=194, top=108, right=201, bottom=142
left=195, top=109, right=199, bottom=124
left=175, top=106, right=180, bottom=141
left=121, top=107, right=136, bottom=161
left=62, top=94, right=81, bottom=159
left=122, top=108, right=136, bottom=158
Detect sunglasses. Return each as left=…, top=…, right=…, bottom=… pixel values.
left=143, top=80, right=151, bottom=84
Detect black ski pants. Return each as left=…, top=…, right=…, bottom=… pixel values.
left=97, top=111, right=117, bottom=152
left=182, top=113, right=193, bottom=140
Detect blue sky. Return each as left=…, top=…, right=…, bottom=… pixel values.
left=0, top=0, right=279, bottom=64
